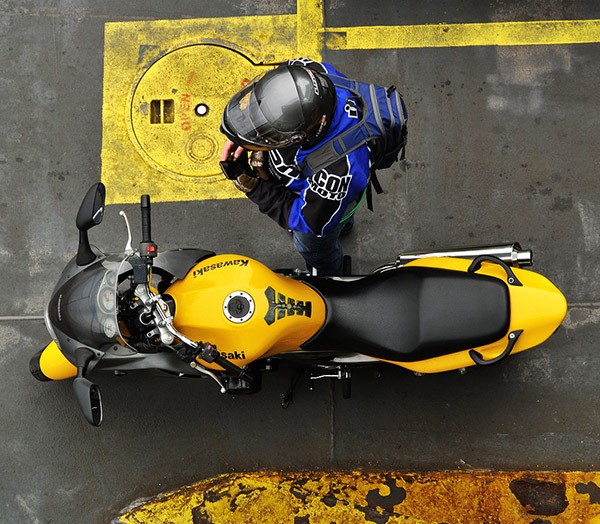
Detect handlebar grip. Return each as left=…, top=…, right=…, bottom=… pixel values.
left=140, top=194, right=152, bottom=243
left=199, top=343, right=253, bottom=382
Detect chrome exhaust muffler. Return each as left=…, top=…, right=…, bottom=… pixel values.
left=396, top=243, right=533, bottom=267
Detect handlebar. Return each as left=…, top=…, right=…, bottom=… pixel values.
left=131, top=262, right=237, bottom=393
left=140, top=195, right=152, bottom=244
left=139, top=195, right=157, bottom=262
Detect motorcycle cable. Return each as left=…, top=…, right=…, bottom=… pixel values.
left=132, top=282, right=229, bottom=392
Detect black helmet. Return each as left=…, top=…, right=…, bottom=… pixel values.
left=221, top=64, right=336, bottom=150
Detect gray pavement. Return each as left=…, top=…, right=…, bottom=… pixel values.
left=1, top=1, right=600, bottom=523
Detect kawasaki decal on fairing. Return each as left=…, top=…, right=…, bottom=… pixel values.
left=264, top=286, right=312, bottom=326
left=193, top=259, right=249, bottom=277
left=220, top=351, right=246, bottom=360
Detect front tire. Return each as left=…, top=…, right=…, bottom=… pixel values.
left=30, top=350, right=51, bottom=382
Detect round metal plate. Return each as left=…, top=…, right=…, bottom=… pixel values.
left=223, top=291, right=255, bottom=323
left=129, top=44, right=264, bottom=180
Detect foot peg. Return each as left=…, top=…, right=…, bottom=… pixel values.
left=280, top=365, right=352, bottom=408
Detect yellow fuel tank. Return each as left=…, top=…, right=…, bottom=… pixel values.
left=166, top=254, right=326, bottom=369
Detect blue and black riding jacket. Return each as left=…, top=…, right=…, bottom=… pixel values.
left=246, top=59, right=371, bottom=237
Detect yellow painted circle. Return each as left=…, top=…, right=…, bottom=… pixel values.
left=129, top=44, right=267, bottom=180
left=186, top=134, right=217, bottom=163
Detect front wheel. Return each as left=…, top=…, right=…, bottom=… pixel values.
left=29, top=350, right=51, bottom=382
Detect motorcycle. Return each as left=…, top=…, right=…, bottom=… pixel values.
left=30, top=183, right=567, bottom=426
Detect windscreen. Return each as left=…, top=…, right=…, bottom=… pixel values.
left=46, top=255, right=131, bottom=349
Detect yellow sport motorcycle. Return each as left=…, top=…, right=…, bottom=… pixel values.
left=30, top=183, right=567, bottom=426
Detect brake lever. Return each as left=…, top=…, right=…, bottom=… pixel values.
left=119, top=210, right=134, bottom=255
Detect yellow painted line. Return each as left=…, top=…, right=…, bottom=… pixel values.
left=325, top=19, right=600, bottom=50
left=297, top=0, right=325, bottom=60
left=115, top=470, right=600, bottom=523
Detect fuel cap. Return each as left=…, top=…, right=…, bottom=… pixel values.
left=223, top=291, right=255, bottom=324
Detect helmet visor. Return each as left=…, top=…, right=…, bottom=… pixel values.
left=222, top=75, right=304, bottom=150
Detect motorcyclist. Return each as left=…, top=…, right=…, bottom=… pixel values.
left=220, top=58, right=372, bottom=276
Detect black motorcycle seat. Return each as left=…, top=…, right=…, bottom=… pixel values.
left=300, top=267, right=510, bottom=362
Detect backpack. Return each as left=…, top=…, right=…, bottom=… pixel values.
left=301, top=74, right=408, bottom=210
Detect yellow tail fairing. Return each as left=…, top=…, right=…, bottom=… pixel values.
left=39, top=341, right=78, bottom=380
left=391, top=257, right=567, bottom=374
left=166, top=254, right=327, bottom=370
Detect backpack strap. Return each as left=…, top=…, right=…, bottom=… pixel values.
left=326, top=74, right=361, bottom=94
left=302, top=123, right=373, bottom=175
left=302, top=74, right=376, bottom=175
left=364, top=169, right=384, bottom=212
left=301, top=74, right=401, bottom=213
left=370, top=170, right=384, bottom=194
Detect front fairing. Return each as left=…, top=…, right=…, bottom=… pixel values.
left=45, top=252, right=130, bottom=361
left=44, top=247, right=216, bottom=370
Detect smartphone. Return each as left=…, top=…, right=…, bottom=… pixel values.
left=219, top=159, right=248, bottom=180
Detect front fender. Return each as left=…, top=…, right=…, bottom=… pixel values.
left=33, top=341, right=78, bottom=381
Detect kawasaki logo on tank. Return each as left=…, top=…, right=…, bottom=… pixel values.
left=193, top=259, right=249, bottom=277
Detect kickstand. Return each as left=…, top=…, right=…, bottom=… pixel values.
left=280, top=368, right=305, bottom=409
